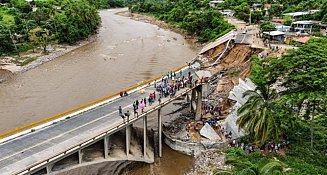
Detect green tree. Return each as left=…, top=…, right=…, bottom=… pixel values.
left=282, top=15, right=292, bottom=26
left=236, top=83, right=279, bottom=145
left=0, top=12, right=19, bottom=55
left=260, top=22, right=276, bottom=32
left=249, top=57, right=269, bottom=87
left=29, top=27, right=42, bottom=52
left=214, top=148, right=289, bottom=175
left=233, top=2, right=250, bottom=23
left=270, top=38, right=327, bottom=148
left=29, top=27, right=56, bottom=53
left=250, top=10, right=263, bottom=24
left=132, top=0, right=234, bottom=42
left=0, top=0, right=101, bottom=55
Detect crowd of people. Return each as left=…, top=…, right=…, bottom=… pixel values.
left=118, top=69, right=199, bottom=124
left=230, top=136, right=290, bottom=154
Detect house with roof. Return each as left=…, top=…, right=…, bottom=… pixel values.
left=293, top=36, right=310, bottom=44
left=283, top=10, right=319, bottom=20
left=209, top=0, right=225, bottom=8
left=290, top=20, right=318, bottom=33
left=263, top=31, right=285, bottom=42
left=273, top=22, right=291, bottom=32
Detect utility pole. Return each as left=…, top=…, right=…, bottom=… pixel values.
left=310, top=100, right=316, bottom=149
left=249, top=8, right=252, bottom=26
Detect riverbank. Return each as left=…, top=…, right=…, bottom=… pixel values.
left=0, top=8, right=251, bottom=175
left=116, top=10, right=203, bottom=50
left=0, top=9, right=201, bottom=84
left=0, top=8, right=199, bottom=175
left=0, top=34, right=97, bottom=82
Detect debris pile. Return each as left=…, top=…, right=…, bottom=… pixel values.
left=186, top=151, right=230, bottom=175
left=200, top=44, right=255, bottom=118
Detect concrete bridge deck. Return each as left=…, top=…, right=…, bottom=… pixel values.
left=0, top=65, right=203, bottom=175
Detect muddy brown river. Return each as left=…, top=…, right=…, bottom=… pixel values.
left=0, top=9, right=197, bottom=175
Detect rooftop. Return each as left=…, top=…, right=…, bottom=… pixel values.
left=271, top=18, right=284, bottom=23
left=292, top=20, right=314, bottom=25
left=294, top=37, right=310, bottom=44
left=284, top=10, right=319, bottom=17
left=210, top=0, right=225, bottom=2
left=263, top=31, right=285, bottom=36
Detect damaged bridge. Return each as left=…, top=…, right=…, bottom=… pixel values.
left=0, top=65, right=208, bottom=175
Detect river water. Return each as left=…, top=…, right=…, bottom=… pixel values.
left=0, top=9, right=197, bottom=175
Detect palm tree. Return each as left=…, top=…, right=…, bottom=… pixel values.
left=236, top=84, right=278, bottom=145
left=214, top=157, right=289, bottom=175
left=214, top=148, right=289, bottom=175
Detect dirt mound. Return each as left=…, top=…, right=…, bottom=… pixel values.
left=207, top=44, right=254, bottom=113
left=220, top=44, right=252, bottom=69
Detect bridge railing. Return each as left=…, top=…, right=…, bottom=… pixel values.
left=13, top=81, right=202, bottom=175
left=0, top=65, right=190, bottom=142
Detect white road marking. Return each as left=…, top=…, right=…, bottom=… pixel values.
left=0, top=104, right=132, bottom=163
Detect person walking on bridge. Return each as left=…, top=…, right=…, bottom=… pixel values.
left=144, top=97, right=147, bottom=107
left=140, top=102, right=145, bottom=113
left=148, top=94, right=152, bottom=106
left=133, top=102, right=137, bottom=115
left=136, top=100, right=139, bottom=110
left=133, top=105, right=138, bottom=116
left=118, top=106, right=123, bottom=117
left=125, top=110, right=131, bottom=122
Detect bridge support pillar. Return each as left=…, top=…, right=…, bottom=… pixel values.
left=126, top=125, right=131, bottom=157
left=195, top=86, right=203, bottom=121
left=104, top=135, right=109, bottom=159
left=143, top=115, right=147, bottom=158
left=186, top=91, right=190, bottom=102
left=46, top=164, right=53, bottom=174
left=78, top=149, right=83, bottom=164
left=190, top=88, right=196, bottom=113
left=158, top=108, right=162, bottom=157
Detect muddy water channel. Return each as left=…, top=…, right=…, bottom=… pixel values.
left=0, top=9, right=196, bottom=175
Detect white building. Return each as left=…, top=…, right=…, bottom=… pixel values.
left=283, top=10, right=319, bottom=20
left=291, top=20, right=316, bottom=33
left=209, top=0, right=225, bottom=8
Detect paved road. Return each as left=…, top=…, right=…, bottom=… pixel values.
left=234, top=33, right=253, bottom=44
left=0, top=66, right=197, bottom=175
left=226, top=16, right=266, bottom=48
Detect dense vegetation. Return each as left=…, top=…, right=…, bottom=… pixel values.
left=216, top=146, right=327, bottom=175
left=92, top=0, right=128, bottom=9
left=131, top=0, right=234, bottom=42
left=219, top=0, right=327, bottom=23
left=218, top=38, right=327, bottom=174
left=0, top=0, right=101, bottom=55
left=215, top=148, right=289, bottom=175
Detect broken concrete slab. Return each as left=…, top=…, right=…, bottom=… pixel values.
left=200, top=123, right=220, bottom=140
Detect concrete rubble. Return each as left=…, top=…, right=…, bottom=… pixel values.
left=186, top=151, right=230, bottom=175
left=224, top=78, right=256, bottom=138
left=200, top=123, right=220, bottom=140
